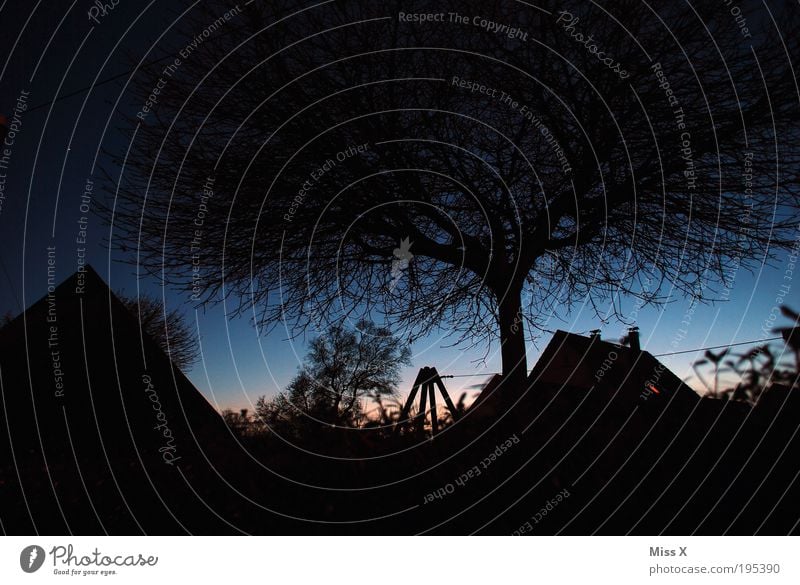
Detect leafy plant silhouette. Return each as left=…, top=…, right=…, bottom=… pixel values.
left=696, top=306, right=800, bottom=404
left=692, top=348, right=732, bottom=398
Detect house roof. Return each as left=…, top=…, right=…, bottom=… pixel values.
left=529, top=329, right=699, bottom=403
left=470, top=329, right=699, bottom=417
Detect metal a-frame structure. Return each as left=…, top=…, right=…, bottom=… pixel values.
left=396, top=366, right=460, bottom=435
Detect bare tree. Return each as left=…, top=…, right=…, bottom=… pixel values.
left=108, top=0, right=800, bottom=393
left=118, top=291, right=200, bottom=370
left=256, top=319, right=411, bottom=430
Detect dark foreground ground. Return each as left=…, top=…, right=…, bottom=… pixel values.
left=1, top=269, right=799, bottom=534
left=3, top=372, right=799, bottom=535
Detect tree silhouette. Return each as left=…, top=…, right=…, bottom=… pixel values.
left=256, top=319, right=411, bottom=431
left=109, top=0, right=800, bottom=393
left=117, top=291, right=200, bottom=370
left=221, top=408, right=260, bottom=438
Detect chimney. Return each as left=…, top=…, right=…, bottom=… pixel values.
left=627, top=326, right=640, bottom=352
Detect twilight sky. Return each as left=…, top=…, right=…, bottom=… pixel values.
left=0, top=1, right=796, bottom=413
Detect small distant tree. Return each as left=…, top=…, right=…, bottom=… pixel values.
left=117, top=291, right=200, bottom=370
left=256, top=319, right=411, bottom=431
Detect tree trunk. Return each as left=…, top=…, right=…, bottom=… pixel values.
left=497, top=289, right=528, bottom=395
left=330, top=393, right=342, bottom=425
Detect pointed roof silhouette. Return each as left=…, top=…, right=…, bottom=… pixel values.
left=0, top=266, right=249, bottom=533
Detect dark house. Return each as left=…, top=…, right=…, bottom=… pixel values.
left=529, top=328, right=700, bottom=406
left=470, top=328, right=700, bottom=421
left=462, top=328, right=800, bottom=535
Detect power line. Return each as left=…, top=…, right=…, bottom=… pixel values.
left=653, top=337, right=784, bottom=357
left=440, top=336, right=788, bottom=377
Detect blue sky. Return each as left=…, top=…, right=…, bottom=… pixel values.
left=176, top=253, right=794, bottom=412
left=1, top=1, right=796, bottom=414
left=0, top=66, right=795, bottom=413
